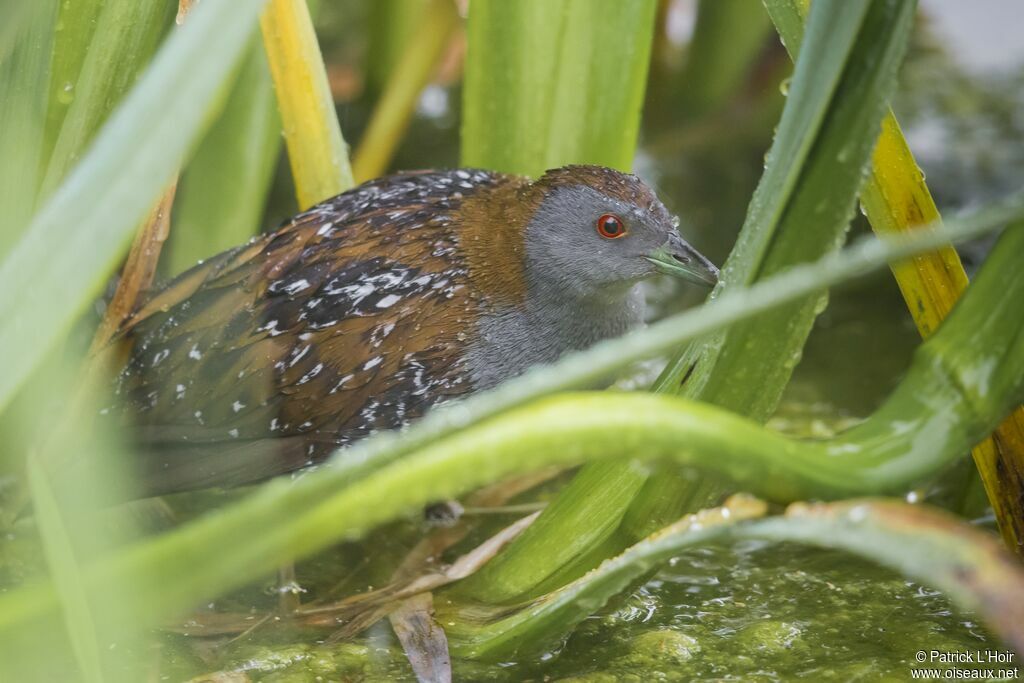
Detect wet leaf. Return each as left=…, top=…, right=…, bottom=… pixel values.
left=390, top=592, right=452, bottom=683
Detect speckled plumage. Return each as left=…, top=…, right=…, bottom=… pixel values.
left=104, top=166, right=715, bottom=496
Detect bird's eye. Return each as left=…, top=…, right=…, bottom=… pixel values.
left=596, top=213, right=627, bottom=239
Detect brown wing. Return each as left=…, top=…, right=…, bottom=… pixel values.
left=103, top=170, right=504, bottom=495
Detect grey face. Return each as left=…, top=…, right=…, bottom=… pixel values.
left=524, top=183, right=718, bottom=302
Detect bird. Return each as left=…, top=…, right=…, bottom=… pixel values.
left=100, top=165, right=718, bottom=497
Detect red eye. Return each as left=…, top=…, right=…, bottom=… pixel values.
left=596, top=213, right=626, bottom=239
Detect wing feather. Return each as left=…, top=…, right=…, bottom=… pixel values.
left=103, top=171, right=504, bottom=495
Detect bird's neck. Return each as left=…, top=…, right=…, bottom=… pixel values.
left=465, top=284, right=645, bottom=390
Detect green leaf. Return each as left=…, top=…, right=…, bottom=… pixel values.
left=260, top=0, right=354, bottom=209
left=168, top=36, right=282, bottom=274
left=665, top=0, right=916, bottom=417
left=0, top=0, right=57, bottom=258
left=365, top=0, right=426, bottom=98
left=40, top=0, right=105, bottom=167
left=27, top=458, right=103, bottom=683
left=39, top=0, right=177, bottom=200
left=0, top=0, right=35, bottom=65
left=622, top=0, right=919, bottom=539
left=461, top=0, right=658, bottom=177
left=0, top=0, right=270, bottom=414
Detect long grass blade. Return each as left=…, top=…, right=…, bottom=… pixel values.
left=461, top=0, right=658, bottom=177
left=445, top=496, right=769, bottom=660
left=0, top=0, right=270, bottom=414
left=746, top=500, right=1024, bottom=654
left=365, top=0, right=426, bottom=98
left=90, top=185, right=177, bottom=352
left=260, top=0, right=353, bottom=208
left=27, top=458, right=103, bottom=683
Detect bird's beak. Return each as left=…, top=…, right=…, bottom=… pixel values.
left=645, top=233, right=719, bottom=288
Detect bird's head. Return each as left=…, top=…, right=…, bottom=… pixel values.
left=522, top=165, right=718, bottom=302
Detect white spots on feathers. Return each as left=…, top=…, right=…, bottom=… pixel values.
left=268, top=277, right=312, bottom=296
left=324, top=270, right=406, bottom=299
left=257, top=319, right=285, bottom=337
left=376, top=294, right=401, bottom=309
left=288, top=345, right=310, bottom=368
left=284, top=279, right=310, bottom=295
left=369, top=321, right=396, bottom=347
left=363, top=357, right=382, bottom=370
left=297, top=363, right=324, bottom=385
left=324, top=280, right=375, bottom=299
left=188, top=343, right=202, bottom=360
left=329, top=374, right=355, bottom=394
left=232, top=400, right=246, bottom=413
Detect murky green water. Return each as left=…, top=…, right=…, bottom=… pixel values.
left=151, top=540, right=998, bottom=681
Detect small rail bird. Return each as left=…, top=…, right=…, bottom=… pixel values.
left=103, top=165, right=718, bottom=496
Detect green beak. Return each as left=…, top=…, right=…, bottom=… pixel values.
left=645, top=234, right=719, bottom=288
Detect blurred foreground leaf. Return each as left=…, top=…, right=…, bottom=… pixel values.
left=0, top=0, right=34, bottom=65
left=0, top=0, right=270, bottom=413
left=0, top=0, right=57, bottom=257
